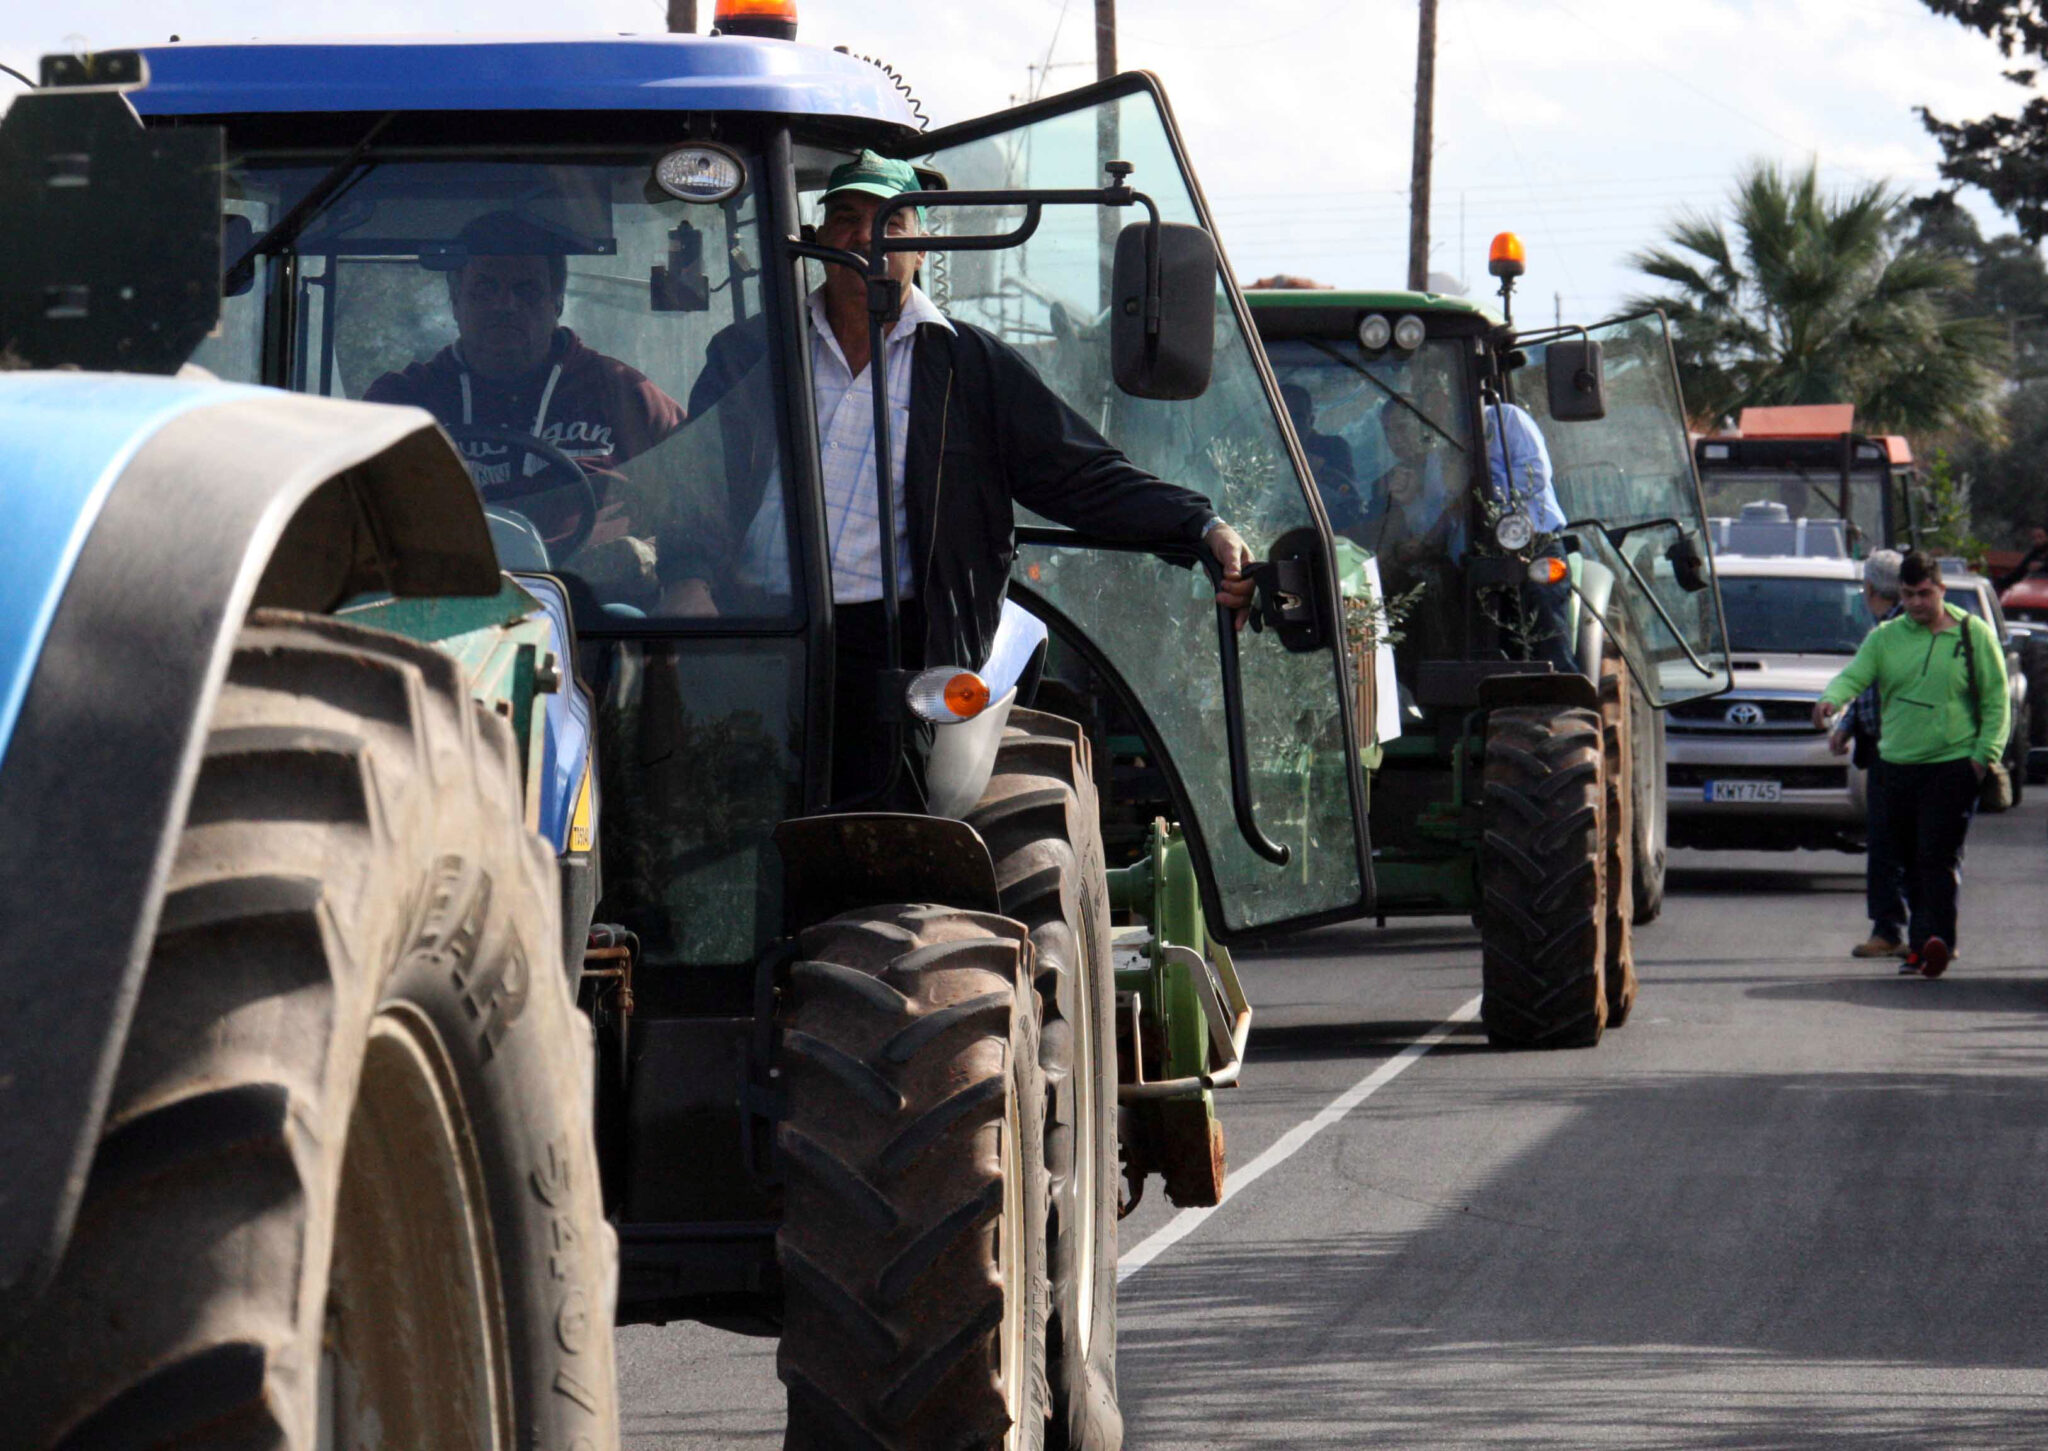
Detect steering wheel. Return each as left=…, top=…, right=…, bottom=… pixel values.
left=443, top=424, right=602, bottom=562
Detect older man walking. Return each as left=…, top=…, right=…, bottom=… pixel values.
left=1815, top=550, right=2010, bottom=978
left=1830, top=550, right=1910, bottom=961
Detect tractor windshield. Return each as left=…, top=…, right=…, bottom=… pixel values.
left=1264, top=335, right=1475, bottom=659
left=197, top=154, right=798, bottom=624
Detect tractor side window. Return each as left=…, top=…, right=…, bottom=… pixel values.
left=205, top=156, right=798, bottom=626
left=921, top=88, right=1368, bottom=931
left=1514, top=315, right=1732, bottom=705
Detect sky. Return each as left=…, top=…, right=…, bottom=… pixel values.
left=2, top=0, right=2037, bottom=321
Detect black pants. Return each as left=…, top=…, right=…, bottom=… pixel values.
left=829, top=599, right=926, bottom=808
left=1863, top=757, right=1909, bottom=941
left=1879, top=757, right=1980, bottom=951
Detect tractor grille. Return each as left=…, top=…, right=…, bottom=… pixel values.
left=1667, top=764, right=1848, bottom=791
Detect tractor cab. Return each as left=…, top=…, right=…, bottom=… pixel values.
left=1693, top=404, right=1920, bottom=558
left=1245, top=237, right=1734, bottom=1048
left=38, top=19, right=1376, bottom=1440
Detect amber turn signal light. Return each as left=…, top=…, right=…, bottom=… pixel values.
left=906, top=668, right=992, bottom=724
left=1527, top=556, right=1568, bottom=586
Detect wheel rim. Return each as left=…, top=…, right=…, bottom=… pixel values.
left=1000, top=1080, right=1028, bottom=1451
left=322, top=1007, right=509, bottom=1451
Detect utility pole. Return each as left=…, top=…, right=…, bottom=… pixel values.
left=667, top=0, right=696, bottom=34
left=1096, top=0, right=1119, bottom=311
left=1407, top=0, right=1437, bottom=293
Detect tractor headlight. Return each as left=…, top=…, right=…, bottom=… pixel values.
left=1357, top=314, right=1392, bottom=351
left=654, top=144, right=748, bottom=203
left=1495, top=513, right=1534, bottom=552
left=1393, top=313, right=1427, bottom=351
left=906, top=668, right=992, bottom=724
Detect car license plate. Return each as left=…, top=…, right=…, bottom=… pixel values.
left=1706, top=780, right=1782, bottom=803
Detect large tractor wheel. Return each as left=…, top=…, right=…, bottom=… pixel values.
left=1599, top=651, right=1639, bottom=1027
left=778, top=905, right=1051, bottom=1451
left=1629, top=675, right=1668, bottom=924
left=0, top=611, right=616, bottom=1450
left=968, top=709, right=1122, bottom=1451
left=1478, top=704, right=1608, bottom=1050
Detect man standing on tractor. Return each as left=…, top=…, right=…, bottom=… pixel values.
left=1483, top=380, right=1575, bottom=672
left=668, top=151, right=1256, bottom=796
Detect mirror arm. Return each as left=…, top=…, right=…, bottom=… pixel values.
left=1561, top=518, right=1717, bottom=679
left=1198, top=556, right=1292, bottom=866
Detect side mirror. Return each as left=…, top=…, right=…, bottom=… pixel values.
left=1666, top=532, right=1710, bottom=593
left=650, top=221, right=709, bottom=312
left=1110, top=220, right=1215, bottom=400
left=1545, top=338, right=1606, bottom=422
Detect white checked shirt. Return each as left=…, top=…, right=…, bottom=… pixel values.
left=811, top=284, right=953, bottom=602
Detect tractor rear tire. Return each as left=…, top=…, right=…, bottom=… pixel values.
left=1599, top=652, right=1639, bottom=1027
left=1478, top=704, right=1608, bottom=1050
left=1629, top=676, right=1668, bottom=924
left=778, top=905, right=1051, bottom=1451
left=967, top=709, right=1123, bottom=1451
left=0, top=610, right=617, bottom=1451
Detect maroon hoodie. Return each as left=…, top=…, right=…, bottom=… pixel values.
left=365, top=327, right=684, bottom=487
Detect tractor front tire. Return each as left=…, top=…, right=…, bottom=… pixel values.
left=778, top=905, right=1051, bottom=1451
left=1599, top=650, right=1639, bottom=1027
left=0, top=611, right=617, bottom=1451
left=1479, top=704, right=1608, bottom=1050
left=967, top=709, right=1123, bottom=1451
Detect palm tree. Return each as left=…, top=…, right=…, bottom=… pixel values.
left=1626, top=161, right=2007, bottom=436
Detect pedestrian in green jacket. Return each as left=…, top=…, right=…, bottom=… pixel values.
left=1814, top=550, right=2009, bottom=977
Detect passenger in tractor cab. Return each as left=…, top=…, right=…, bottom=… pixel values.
left=1281, top=382, right=1362, bottom=532
left=366, top=211, right=686, bottom=597
left=669, top=150, right=1255, bottom=800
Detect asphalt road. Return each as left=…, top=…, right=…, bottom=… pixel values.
left=618, top=797, right=2048, bottom=1448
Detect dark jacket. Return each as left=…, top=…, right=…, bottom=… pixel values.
left=684, top=313, right=1217, bottom=669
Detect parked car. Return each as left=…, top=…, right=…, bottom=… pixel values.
left=1997, top=567, right=2048, bottom=782
left=1667, top=556, right=1874, bottom=851
left=1938, top=567, right=2030, bottom=802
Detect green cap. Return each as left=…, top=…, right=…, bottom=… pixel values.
left=823, top=150, right=928, bottom=225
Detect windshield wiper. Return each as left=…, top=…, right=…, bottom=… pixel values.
left=1304, top=339, right=1465, bottom=451
left=222, top=112, right=395, bottom=296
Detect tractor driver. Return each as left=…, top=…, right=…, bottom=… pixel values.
left=366, top=211, right=685, bottom=593
left=668, top=151, right=1256, bottom=800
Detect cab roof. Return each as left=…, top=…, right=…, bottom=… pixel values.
left=123, top=35, right=921, bottom=128
left=1245, top=287, right=1502, bottom=325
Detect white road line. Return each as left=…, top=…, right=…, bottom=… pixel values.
left=1117, top=993, right=1484, bottom=1283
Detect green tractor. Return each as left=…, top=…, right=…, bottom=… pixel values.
left=0, top=24, right=1374, bottom=1451
left=1240, top=240, right=1734, bottom=1047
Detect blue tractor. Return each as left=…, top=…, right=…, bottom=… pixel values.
left=0, top=18, right=1375, bottom=1449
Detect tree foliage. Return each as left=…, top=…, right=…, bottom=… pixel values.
left=1916, top=0, right=2048, bottom=242
left=1625, top=161, right=2008, bottom=436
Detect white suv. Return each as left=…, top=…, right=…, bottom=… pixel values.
left=1666, top=556, right=1872, bottom=851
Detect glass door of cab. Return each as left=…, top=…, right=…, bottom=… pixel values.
left=912, top=76, right=1370, bottom=938
left=1512, top=313, right=1733, bottom=707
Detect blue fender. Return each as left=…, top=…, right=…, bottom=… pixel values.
left=0, top=373, right=500, bottom=1315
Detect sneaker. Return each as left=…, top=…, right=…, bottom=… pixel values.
left=1898, top=956, right=1924, bottom=976
left=1853, top=935, right=1909, bottom=960
left=1919, top=938, right=1953, bottom=979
